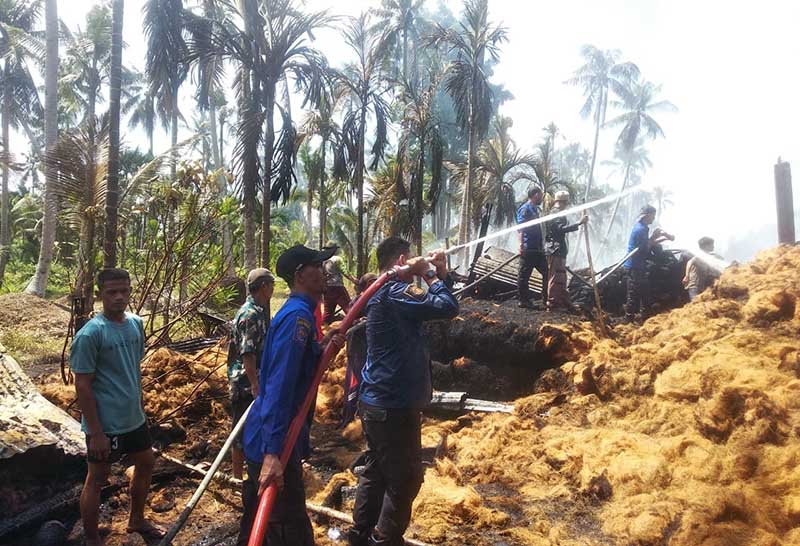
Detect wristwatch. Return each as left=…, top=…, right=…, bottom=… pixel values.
left=424, top=268, right=438, bottom=280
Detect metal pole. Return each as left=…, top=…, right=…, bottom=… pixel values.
left=775, top=160, right=795, bottom=244
left=158, top=401, right=253, bottom=546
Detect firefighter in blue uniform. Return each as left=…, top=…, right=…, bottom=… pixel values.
left=239, top=244, right=345, bottom=546
left=517, top=185, right=548, bottom=308
left=348, top=237, right=460, bottom=546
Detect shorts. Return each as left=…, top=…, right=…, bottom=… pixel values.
left=230, top=388, right=254, bottom=450
left=85, top=421, right=152, bottom=464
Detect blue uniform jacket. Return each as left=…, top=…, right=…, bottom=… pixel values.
left=243, top=293, right=320, bottom=463
left=360, top=277, right=459, bottom=409
left=625, top=220, right=650, bottom=270
left=517, top=202, right=543, bottom=251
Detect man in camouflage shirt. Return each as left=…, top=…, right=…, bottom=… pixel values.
left=228, top=268, right=274, bottom=479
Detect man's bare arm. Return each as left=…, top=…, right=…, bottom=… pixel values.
left=243, top=353, right=259, bottom=397
left=75, top=373, right=110, bottom=460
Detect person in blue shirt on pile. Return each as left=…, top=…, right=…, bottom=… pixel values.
left=624, top=204, right=675, bottom=322
left=347, top=237, right=459, bottom=546
left=238, top=244, right=345, bottom=546
left=516, top=185, right=548, bottom=308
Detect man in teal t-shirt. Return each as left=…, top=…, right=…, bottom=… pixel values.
left=70, top=268, right=164, bottom=545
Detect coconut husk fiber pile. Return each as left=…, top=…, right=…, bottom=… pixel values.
left=402, top=245, right=800, bottom=545
left=40, top=344, right=230, bottom=432
left=141, top=345, right=229, bottom=428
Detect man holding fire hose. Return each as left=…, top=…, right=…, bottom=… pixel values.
left=238, top=244, right=346, bottom=546
left=348, top=237, right=460, bottom=546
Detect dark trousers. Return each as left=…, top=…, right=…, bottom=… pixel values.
left=238, top=458, right=314, bottom=546
left=518, top=250, right=548, bottom=303
left=324, top=285, right=351, bottom=324
left=350, top=404, right=424, bottom=546
left=625, top=268, right=651, bottom=318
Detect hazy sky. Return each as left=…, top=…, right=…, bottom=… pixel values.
left=53, top=0, right=800, bottom=261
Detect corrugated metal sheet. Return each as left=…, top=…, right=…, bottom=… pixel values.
left=0, top=353, right=85, bottom=459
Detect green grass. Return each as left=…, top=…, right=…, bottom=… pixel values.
left=1, top=327, right=64, bottom=376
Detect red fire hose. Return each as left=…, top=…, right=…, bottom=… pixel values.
left=247, top=267, right=404, bottom=546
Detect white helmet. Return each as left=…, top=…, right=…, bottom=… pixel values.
left=554, top=190, right=570, bottom=202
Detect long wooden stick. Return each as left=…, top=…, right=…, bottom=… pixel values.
left=583, top=223, right=608, bottom=336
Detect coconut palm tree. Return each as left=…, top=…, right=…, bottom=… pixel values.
left=123, top=71, right=162, bottom=156
left=600, top=138, right=653, bottom=246
left=300, top=91, right=339, bottom=248
left=651, top=185, right=674, bottom=218
left=450, top=116, right=535, bottom=229
left=532, top=136, right=573, bottom=203
left=185, top=0, right=330, bottom=268
left=103, top=0, right=124, bottom=268
left=48, top=118, right=109, bottom=305
left=25, top=0, right=55, bottom=296
left=373, top=0, right=427, bottom=85
left=607, top=79, right=676, bottom=153
left=333, top=13, right=392, bottom=275
left=0, top=0, right=43, bottom=286
left=601, top=79, right=676, bottom=244
left=399, top=69, right=445, bottom=254
left=428, top=0, right=506, bottom=266
left=59, top=4, right=112, bottom=128
left=143, top=0, right=189, bottom=180
left=565, top=45, right=639, bottom=202
left=298, top=142, right=323, bottom=244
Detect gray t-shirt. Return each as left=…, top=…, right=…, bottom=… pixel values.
left=324, top=255, right=345, bottom=287
left=70, top=313, right=147, bottom=435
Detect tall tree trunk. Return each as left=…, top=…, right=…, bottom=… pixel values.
left=76, top=217, right=96, bottom=303
left=170, top=89, right=178, bottom=178
left=306, top=177, right=313, bottom=244
left=459, top=123, right=476, bottom=269
left=0, top=68, right=11, bottom=286
left=240, top=67, right=256, bottom=271
left=26, top=0, right=59, bottom=295
left=103, top=0, right=124, bottom=269
left=356, top=104, right=367, bottom=276
left=319, top=140, right=327, bottom=248
left=208, top=90, right=234, bottom=277
left=583, top=91, right=604, bottom=202
left=601, top=159, right=632, bottom=249
left=260, top=84, right=275, bottom=268
left=414, top=140, right=424, bottom=256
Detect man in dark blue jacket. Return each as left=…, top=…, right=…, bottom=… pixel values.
left=517, top=186, right=548, bottom=308
left=348, top=237, right=459, bottom=546
left=238, top=244, right=345, bottom=546
left=624, top=205, right=674, bottom=322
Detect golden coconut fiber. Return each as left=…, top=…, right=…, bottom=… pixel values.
left=140, top=345, right=229, bottom=426
left=409, top=245, right=800, bottom=545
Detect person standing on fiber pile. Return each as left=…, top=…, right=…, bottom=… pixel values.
left=71, top=268, right=165, bottom=545
left=238, top=245, right=345, bottom=546
left=623, top=204, right=675, bottom=322
left=322, top=242, right=357, bottom=324
left=227, top=268, right=275, bottom=481
left=347, top=237, right=459, bottom=546
left=517, top=185, right=548, bottom=308
left=683, top=236, right=723, bottom=301
left=544, top=190, right=588, bottom=312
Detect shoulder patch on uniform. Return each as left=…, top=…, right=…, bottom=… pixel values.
left=294, top=317, right=312, bottom=344
left=404, top=284, right=426, bottom=301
